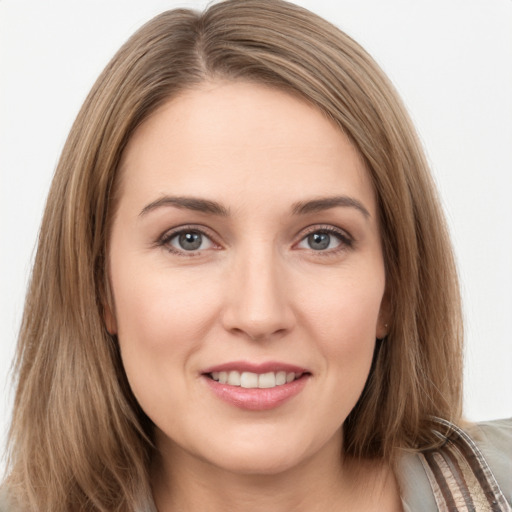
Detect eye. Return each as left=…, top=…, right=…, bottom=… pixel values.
left=161, top=228, right=215, bottom=254
left=296, top=227, right=352, bottom=252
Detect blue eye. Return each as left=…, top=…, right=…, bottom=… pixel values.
left=296, top=228, right=351, bottom=251
left=166, top=230, right=214, bottom=252
left=306, top=232, right=334, bottom=250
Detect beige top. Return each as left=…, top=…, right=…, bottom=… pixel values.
left=399, top=418, right=512, bottom=511
left=1, top=418, right=511, bottom=511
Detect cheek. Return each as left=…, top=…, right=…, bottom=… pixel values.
left=112, top=259, right=220, bottom=348
left=110, top=260, right=221, bottom=408
left=297, top=269, right=384, bottom=396
left=298, top=268, right=384, bottom=344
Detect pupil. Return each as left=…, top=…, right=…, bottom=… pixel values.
left=308, top=232, right=330, bottom=250
left=179, top=232, right=202, bottom=250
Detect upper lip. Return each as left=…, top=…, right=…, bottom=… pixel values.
left=201, top=361, right=309, bottom=375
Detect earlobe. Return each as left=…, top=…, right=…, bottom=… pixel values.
left=103, top=303, right=118, bottom=335
left=376, top=322, right=389, bottom=341
left=376, top=289, right=391, bottom=340
left=101, top=266, right=117, bottom=335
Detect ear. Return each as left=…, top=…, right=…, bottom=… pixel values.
left=101, top=265, right=118, bottom=335
left=375, top=288, right=391, bottom=340
left=103, top=302, right=118, bottom=335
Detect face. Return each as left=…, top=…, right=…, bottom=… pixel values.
left=107, top=81, right=387, bottom=476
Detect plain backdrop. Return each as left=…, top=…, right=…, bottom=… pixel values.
left=1, top=0, right=511, bottom=467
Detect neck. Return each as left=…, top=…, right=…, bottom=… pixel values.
left=151, top=431, right=401, bottom=512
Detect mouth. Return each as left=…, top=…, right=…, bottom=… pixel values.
left=207, top=370, right=305, bottom=389
left=201, top=363, right=311, bottom=410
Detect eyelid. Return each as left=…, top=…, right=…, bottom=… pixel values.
left=294, top=224, right=354, bottom=251
left=155, top=223, right=353, bottom=256
left=157, top=224, right=222, bottom=255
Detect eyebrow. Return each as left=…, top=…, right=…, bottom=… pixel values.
left=139, top=196, right=230, bottom=217
left=291, top=196, right=371, bottom=219
left=139, top=194, right=370, bottom=219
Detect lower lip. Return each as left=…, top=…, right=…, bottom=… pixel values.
left=203, top=375, right=309, bottom=411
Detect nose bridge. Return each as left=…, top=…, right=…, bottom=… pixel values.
left=222, top=242, right=293, bottom=340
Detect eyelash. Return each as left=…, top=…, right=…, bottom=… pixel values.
left=156, top=224, right=354, bottom=257
left=297, top=225, right=354, bottom=255
left=157, top=224, right=219, bottom=256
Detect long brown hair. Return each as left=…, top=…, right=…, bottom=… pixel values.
left=5, top=1, right=463, bottom=510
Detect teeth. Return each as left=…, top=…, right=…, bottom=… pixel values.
left=276, top=371, right=286, bottom=385
left=227, top=371, right=241, bottom=386
left=240, top=372, right=258, bottom=388
left=258, top=372, right=276, bottom=388
left=210, top=370, right=301, bottom=389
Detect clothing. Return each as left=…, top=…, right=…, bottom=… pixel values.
left=399, top=418, right=512, bottom=511
left=1, top=418, right=510, bottom=511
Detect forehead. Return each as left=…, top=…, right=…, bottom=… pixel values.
left=117, top=80, right=376, bottom=216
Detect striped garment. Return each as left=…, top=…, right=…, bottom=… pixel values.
left=419, top=418, right=511, bottom=512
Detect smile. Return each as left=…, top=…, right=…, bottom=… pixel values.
left=209, top=370, right=301, bottom=389
left=202, top=362, right=310, bottom=411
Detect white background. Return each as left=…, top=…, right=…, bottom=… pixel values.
left=1, top=0, right=511, bottom=467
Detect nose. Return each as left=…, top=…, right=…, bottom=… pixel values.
left=221, top=247, right=295, bottom=341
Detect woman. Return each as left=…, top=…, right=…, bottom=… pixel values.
left=2, top=1, right=511, bottom=511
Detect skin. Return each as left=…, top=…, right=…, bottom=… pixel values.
left=106, top=81, right=401, bottom=511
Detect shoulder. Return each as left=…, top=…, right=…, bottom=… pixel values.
left=398, top=418, right=512, bottom=512
left=0, top=485, right=158, bottom=512
left=465, top=417, right=512, bottom=504
left=0, top=487, right=14, bottom=512
left=0, top=484, right=24, bottom=512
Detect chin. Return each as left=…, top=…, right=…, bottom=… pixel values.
left=210, top=447, right=309, bottom=476
left=195, top=429, right=328, bottom=477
